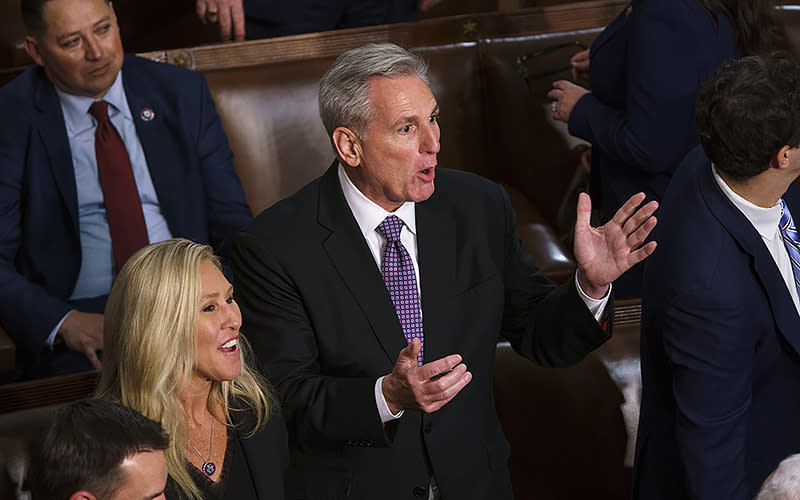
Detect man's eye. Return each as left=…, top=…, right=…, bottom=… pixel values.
left=429, top=114, right=439, bottom=123
left=61, top=38, right=79, bottom=48
left=226, top=296, right=235, bottom=304
left=97, top=24, right=111, bottom=34
left=400, top=125, right=411, bottom=133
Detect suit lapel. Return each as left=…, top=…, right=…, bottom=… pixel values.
left=33, top=70, right=79, bottom=234
left=231, top=404, right=274, bottom=499
left=318, top=164, right=407, bottom=363
left=415, top=190, right=456, bottom=363
left=700, top=165, right=800, bottom=355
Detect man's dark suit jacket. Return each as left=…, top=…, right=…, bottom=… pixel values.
left=0, top=54, right=252, bottom=374
left=232, top=165, right=609, bottom=500
left=634, top=146, right=800, bottom=500
left=568, top=0, right=739, bottom=296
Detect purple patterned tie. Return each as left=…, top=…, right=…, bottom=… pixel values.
left=378, top=215, right=424, bottom=365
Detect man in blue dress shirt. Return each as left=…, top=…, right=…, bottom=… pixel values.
left=0, top=0, right=252, bottom=379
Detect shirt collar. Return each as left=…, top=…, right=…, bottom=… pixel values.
left=337, top=163, right=417, bottom=239
left=55, top=71, right=130, bottom=137
left=712, top=165, right=782, bottom=241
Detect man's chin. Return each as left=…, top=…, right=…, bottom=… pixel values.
left=412, top=183, right=436, bottom=203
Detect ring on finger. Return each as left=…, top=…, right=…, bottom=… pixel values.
left=206, top=8, right=219, bottom=22
left=551, top=101, right=557, bottom=113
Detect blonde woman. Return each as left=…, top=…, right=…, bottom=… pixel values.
left=96, top=238, right=287, bottom=499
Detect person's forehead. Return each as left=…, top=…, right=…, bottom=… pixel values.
left=41, top=0, right=111, bottom=35
left=114, top=449, right=167, bottom=499
left=367, top=75, right=437, bottom=116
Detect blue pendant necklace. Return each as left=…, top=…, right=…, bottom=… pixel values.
left=189, top=416, right=216, bottom=476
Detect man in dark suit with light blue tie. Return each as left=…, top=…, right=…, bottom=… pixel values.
left=635, top=52, right=800, bottom=500
left=232, top=42, right=659, bottom=500
left=0, top=0, right=252, bottom=379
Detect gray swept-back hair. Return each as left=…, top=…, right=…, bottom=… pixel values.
left=757, top=454, right=800, bottom=500
left=319, top=42, right=429, bottom=149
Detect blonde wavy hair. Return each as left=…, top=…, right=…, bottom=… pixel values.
left=96, top=238, right=273, bottom=500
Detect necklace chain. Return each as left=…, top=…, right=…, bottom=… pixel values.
left=188, top=416, right=216, bottom=476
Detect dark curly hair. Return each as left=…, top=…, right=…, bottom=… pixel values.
left=695, top=52, right=800, bottom=181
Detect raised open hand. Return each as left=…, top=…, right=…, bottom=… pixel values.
left=573, top=192, right=658, bottom=298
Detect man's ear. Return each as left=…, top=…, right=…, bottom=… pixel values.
left=24, top=36, right=44, bottom=67
left=332, top=127, right=362, bottom=167
left=772, top=145, right=794, bottom=170
left=69, top=491, right=97, bottom=500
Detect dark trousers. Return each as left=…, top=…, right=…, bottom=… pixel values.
left=244, top=0, right=417, bottom=39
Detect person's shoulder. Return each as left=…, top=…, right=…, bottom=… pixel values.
left=0, top=65, right=46, bottom=134
left=123, top=54, right=201, bottom=79
left=242, top=174, right=324, bottom=236
left=646, top=147, right=728, bottom=286
left=432, top=168, right=503, bottom=201
left=638, top=0, right=700, bottom=14
left=121, top=54, right=206, bottom=96
left=0, top=65, right=43, bottom=103
left=636, top=0, right=717, bottom=30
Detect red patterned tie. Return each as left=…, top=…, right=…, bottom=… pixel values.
left=88, top=101, right=149, bottom=272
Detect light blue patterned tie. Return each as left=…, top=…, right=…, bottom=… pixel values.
left=779, top=199, right=800, bottom=298
left=378, top=215, right=424, bottom=366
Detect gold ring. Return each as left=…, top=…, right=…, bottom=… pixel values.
left=206, top=9, right=219, bottom=22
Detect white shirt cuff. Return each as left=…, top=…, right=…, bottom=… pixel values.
left=574, top=273, right=611, bottom=323
left=47, top=310, right=75, bottom=350
left=375, top=376, right=404, bottom=423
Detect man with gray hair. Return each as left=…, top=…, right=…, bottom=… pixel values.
left=758, top=455, right=800, bottom=500
left=232, top=42, right=657, bottom=500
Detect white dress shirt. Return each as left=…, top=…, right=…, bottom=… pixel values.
left=712, top=167, right=800, bottom=313
left=337, top=164, right=609, bottom=422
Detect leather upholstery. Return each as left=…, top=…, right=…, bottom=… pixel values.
left=203, top=33, right=594, bottom=281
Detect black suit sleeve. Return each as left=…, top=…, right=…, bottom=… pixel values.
left=496, top=184, right=609, bottom=367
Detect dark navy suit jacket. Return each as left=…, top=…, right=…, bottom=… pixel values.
left=569, top=0, right=739, bottom=223
left=0, top=55, right=252, bottom=372
left=635, top=146, right=800, bottom=499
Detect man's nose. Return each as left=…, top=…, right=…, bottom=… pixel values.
left=85, top=37, right=103, bottom=60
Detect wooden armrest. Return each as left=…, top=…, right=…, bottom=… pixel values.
left=0, top=371, right=99, bottom=414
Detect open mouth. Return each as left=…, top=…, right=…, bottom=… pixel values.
left=419, top=167, right=436, bottom=181
left=218, top=338, right=239, bottom=353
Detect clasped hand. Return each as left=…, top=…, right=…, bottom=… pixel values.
left=382, top=338, right=472, bottom=414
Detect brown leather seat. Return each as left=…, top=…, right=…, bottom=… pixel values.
left=493, top=340, right=631, bottom=500
left=0, top=4, right=633, bottom=377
